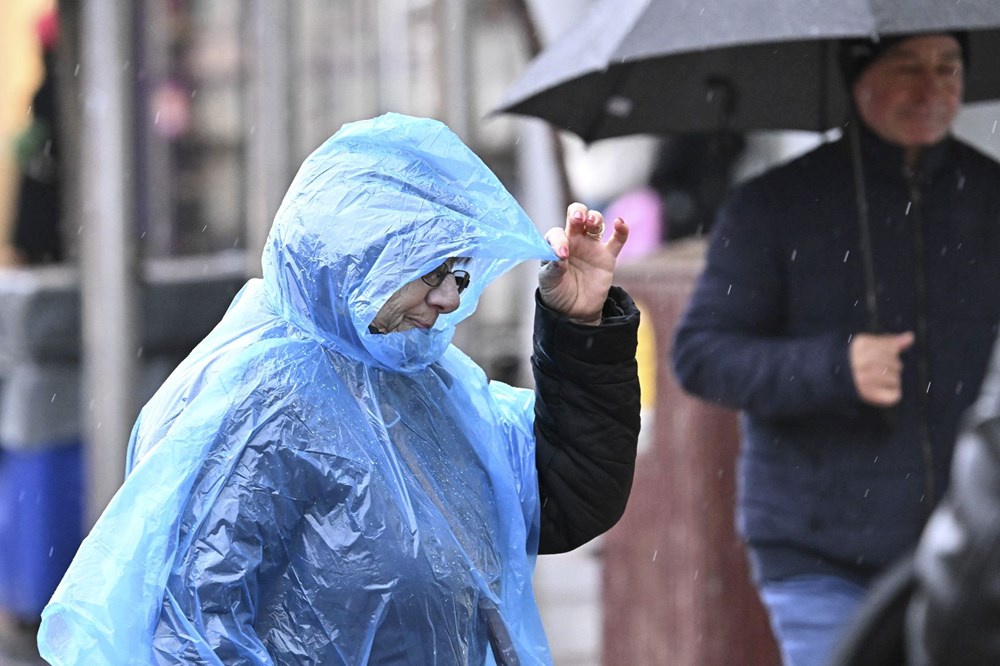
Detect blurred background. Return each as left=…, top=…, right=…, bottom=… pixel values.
left=1, top=1, right=999, bottom=664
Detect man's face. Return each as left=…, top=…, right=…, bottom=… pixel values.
left=852, top=35, right=964, bottom=149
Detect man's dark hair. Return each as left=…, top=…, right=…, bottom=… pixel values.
left=838, top=31, right=970, bottom=89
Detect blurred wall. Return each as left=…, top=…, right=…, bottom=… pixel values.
left=0, top=0, right=54, bottom=256
left=955, top=101, right=1000, bottom=163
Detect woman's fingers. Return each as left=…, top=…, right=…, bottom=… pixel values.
left=605, top=217, right=629, bottom=257
left=544, top=226, right=569, bottom=260
left=566, top=202, right=588, bottom=230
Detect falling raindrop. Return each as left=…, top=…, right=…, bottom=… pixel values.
left=790, top=249, right=797, bottom=261
left=51, top=393, right=57, bottom=403
left=905, top=201, right=912, bottom=215
left=726, top=284, right=732, bottom=295
left=955, top=381, right=963, bottom=394
left=652, top=550, right=658, bottom=561
left=864, top=488, right=870, bottom=498
left=843, top=251, right=850, bottom=262
left=926, top=382, right=932, bottom=394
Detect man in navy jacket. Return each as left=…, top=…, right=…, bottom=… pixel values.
left=672, top=32, right=1000, bottom=666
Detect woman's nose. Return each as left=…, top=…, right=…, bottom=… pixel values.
left=427, top=276, right=461, bottom=313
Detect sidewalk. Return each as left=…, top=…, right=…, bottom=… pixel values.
left=535, top=536, right=604, bottom=666
left=0, top=614, right=44, bottom=666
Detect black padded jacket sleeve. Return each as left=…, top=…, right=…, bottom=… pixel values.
left=533, top=285, right=640, bottom=554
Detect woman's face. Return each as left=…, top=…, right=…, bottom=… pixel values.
left=370, top=260, right=469, bottom=334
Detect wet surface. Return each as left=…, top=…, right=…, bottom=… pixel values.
left=0, top=615, right=44, bottom=666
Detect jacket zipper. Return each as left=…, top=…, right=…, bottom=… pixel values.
left=904, top=168, right=936, bottom=511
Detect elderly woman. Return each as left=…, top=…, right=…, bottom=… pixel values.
left=37, top=113, right=640, bottom=665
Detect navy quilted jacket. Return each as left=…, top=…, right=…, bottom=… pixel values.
left=673, top=125, right=1000, bottom=582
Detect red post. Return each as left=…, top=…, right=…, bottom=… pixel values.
left=603, top=242, right=781, bottom=666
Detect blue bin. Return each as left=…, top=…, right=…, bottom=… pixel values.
left=0, top=443, right=82, bottom=616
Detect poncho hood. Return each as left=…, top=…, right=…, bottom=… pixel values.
left=263, top=112, right=556, bottom=371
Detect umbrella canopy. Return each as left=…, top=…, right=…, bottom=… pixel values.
left=496, top=0, right=1000, bottom=142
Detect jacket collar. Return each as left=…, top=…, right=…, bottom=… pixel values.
left=841, top=119, right=955, bottom=185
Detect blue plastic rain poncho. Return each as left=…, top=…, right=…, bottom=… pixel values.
left=38, top=113, right=562, bottom=665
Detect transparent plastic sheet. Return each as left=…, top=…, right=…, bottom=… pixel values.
left=38, top=113, right=560, bottom=664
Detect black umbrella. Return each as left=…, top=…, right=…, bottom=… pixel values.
left=495, top=0, right=1000, bottom=142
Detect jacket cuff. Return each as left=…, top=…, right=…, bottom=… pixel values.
left=533, top=286, right=640, bottom=371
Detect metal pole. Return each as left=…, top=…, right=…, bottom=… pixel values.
left=245, top=0, right=293, bottom=277
left=441, top=0, right=471, bottom=139
left=79, top=0, right=140, bottom=528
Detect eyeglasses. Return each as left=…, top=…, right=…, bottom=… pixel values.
left=421, top=263, right=471, bottom=294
